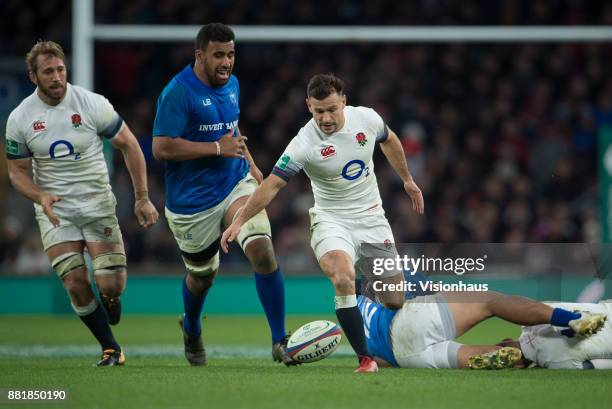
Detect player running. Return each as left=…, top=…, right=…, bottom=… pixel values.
left=5, top=41, right=159, bottom=366
left=355, top=286, right=607, bottom=369
left=152, top=23, right=291, bottom=366
left=221, top=73, right=424, bottom=373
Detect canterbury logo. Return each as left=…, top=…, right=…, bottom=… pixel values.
left=320, top=145, right=336, bottom=159
left=33, top=121, right=46, bottom=131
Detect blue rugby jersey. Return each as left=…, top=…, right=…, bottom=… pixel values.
left=153, top=64, right=248, bottom=214
left=357, top=295, right=399, bottom=367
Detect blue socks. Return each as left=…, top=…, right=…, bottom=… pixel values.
left=254, top=268, right=286, bottom=344
left=550, top=308, right=581, bottom=327
left=182, top=277, right=207, bottom=336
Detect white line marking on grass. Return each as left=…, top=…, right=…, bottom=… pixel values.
left=0, top=345, right=353, bottom=358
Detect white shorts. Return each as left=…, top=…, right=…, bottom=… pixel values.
left=309, top=208, right=397, bottom=269
left=165, top=174, right=258, bottom=254
left=35, top=193, right=123, bottom=251
left=519, top=302, right=612, bottom=369
left=390, top=294, right=461, bottom=368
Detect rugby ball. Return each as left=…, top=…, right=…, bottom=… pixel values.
left=287, top=320, right=342, bottom=363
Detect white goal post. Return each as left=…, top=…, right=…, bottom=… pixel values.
left=73, top=0, right=612, bottom=91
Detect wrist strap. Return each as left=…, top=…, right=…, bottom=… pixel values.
left=135, top=190, right=149, bottom=201
left=214, top=141, right=221, bottom=156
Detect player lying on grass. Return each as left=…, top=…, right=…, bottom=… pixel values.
left=500, top=301, right=612, bottom=369
left=356, top=284, right=607, bottom=369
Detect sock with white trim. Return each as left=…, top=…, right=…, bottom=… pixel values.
left=335, top=294, right=370, bottom=360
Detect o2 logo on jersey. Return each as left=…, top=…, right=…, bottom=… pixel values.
left=341, top=159, right=370, bottom=181
left=49, top=140, right=81, bottom=160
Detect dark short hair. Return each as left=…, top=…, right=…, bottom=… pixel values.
left=196, top=23, right=235, bottom=51
left=307, top=73, right=345, bottom=100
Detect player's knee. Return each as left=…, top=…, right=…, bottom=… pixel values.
left=381, top=297, right=404, bottom=310
left=244, top=237, right=277, bottom=273
left=478, top=291, right=503, bottom=316
left=63, top=274, right=93, bottom=304
left=96, top=270, right=126, bottom=298
left=187, top=271, right=217, bottom=295
left=328, top=268, right=355, bottom=294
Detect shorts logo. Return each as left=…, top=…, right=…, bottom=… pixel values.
left=103, top=227, right=112, bottom=237
left=384, top=239, right=392, bottom=248
left=320, top=145, right=336, bottom=159
left=356, top=132, right=367, bottom=147
left=71, top=114, right=82, bottom=128
left=33, top=120, right=46, bottom=131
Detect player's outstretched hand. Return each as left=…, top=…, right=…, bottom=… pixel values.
left=221, top=222, right=242, bottom=253
left=404, top=179, right=424, bottom=214
left=134, top=198, right=159, bottom=228
left=39, top=192, right=61, bottom=227
left=218, top=131, right=247, bottom=158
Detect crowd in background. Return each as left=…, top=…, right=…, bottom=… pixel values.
left=1, top=0, right=612, bottom=274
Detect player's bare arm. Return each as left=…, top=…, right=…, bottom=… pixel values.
left=221, top=174, right=287, bottom=252
left=109, top=124, right=159, bottom=228
left=379, top=129, right=424, bottom=214
left=237, top=127, right=263, bottom=184
left=7, top=157, right=61, bottom=227
left=152, top=130, right=246, bottom=161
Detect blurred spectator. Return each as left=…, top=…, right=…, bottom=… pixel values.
left=2, top=1, right=611, bottom=274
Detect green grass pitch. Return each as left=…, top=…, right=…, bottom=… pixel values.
left=1, top=315, right=611, bottom=409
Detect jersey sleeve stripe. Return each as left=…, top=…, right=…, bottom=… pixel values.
left=6, top=152, right=31, bottom=160
left=100, top=116, right=124, bottom=139
left=271, top=167, right=292, bottom=181
left=376, top=124, right=389, bottom=143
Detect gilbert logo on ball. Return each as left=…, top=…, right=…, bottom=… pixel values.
left=286, top=320, right=342, bottom=363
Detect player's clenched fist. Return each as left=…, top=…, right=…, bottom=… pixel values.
left=218, top=131, right=247, bottom=158
left=134, top=198, right=159, bottom=228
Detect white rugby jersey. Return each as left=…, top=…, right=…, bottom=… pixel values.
left=272, top=106, right=389, bottom=215
left=5, top=83, right=123, bottom=211
left=519, top=302, right=612, bottom=369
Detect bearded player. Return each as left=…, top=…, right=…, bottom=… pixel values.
left=222, top=73, right=424, bottom=373
left=5, top=41, right=159, bottom=366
